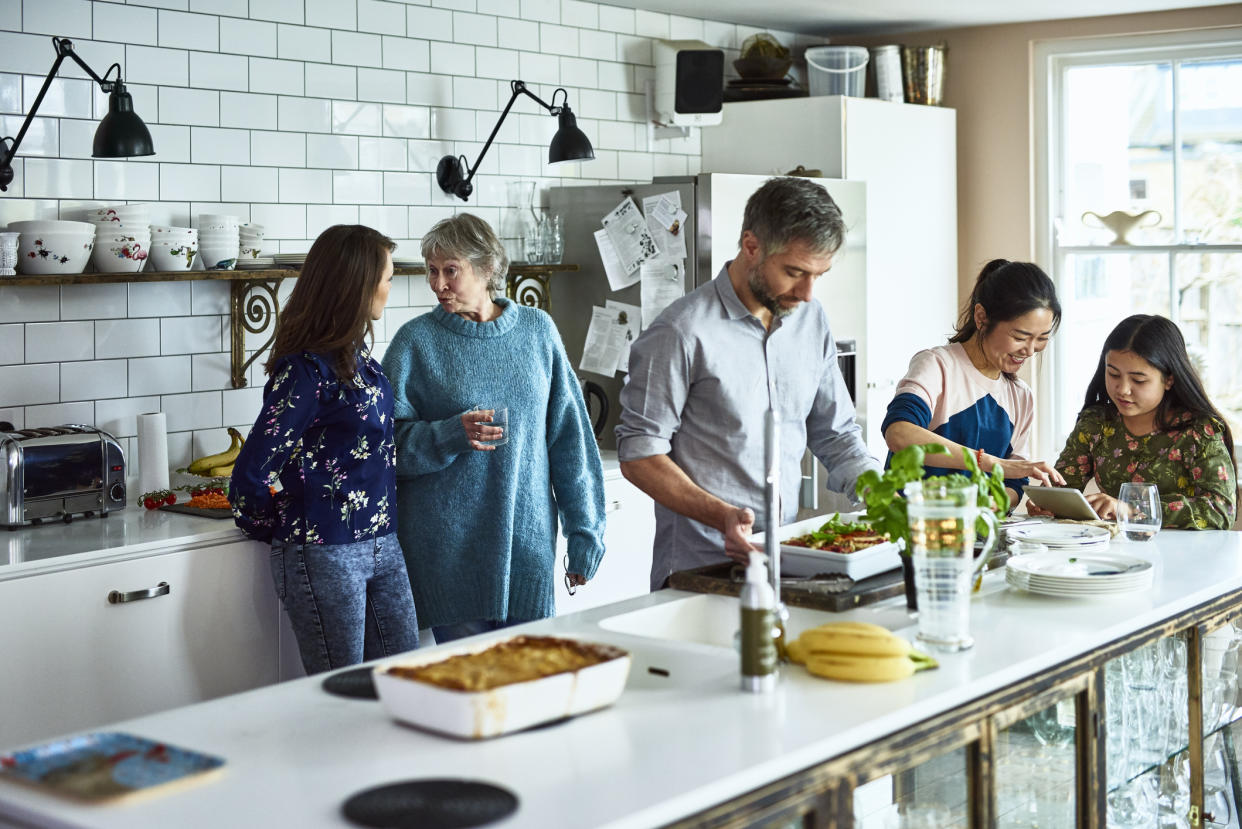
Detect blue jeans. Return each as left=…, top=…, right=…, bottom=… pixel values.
left=270, top=532, right=420, bottom=674
left=432, top=617, right=520, bottom=645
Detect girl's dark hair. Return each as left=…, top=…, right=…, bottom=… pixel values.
left=1082, top=314, right=1235, bottom=465
left=265, top=225, right=395, bottom=382
left=950, top=259, right=1062, bottom=378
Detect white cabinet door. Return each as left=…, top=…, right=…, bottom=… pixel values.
left=555, top=475, right=655, bottom=615
left=0, top=541, right=279, bottom=748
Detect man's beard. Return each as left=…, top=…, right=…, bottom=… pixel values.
left=748, top=262, right=797, bottom=319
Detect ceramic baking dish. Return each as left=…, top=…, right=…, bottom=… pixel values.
left=757, top=514, right=903, bottom=581
left=373, top=634, right=631, bottom=739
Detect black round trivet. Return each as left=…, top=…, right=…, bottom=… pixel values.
left=342, top=779, right=519, bottom=829
left=321, top=667, right=378, bottom=700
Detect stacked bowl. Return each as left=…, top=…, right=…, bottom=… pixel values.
left=197, top=214, right=239, bottom=271
left=150, top=226, right=198, bottom=272
left=7, top=220, right=96, bottom=275
left=84, top=204, right=151, bottom=273
left=238, top=223, right=265, bottom=261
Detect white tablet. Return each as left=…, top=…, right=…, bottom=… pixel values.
left=1022, top=485, right=1101, bottom=520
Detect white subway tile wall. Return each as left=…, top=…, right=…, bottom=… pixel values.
left=0, top=0, right=816, bottom=480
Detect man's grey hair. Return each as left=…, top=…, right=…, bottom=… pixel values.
left=738, top=177, right=846, bottom=259
left=420, top=213, right=509, bottom=296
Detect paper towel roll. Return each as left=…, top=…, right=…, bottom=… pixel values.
left=137, top=412, right=170, bottom=496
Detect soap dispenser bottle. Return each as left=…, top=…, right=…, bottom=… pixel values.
left=740, top=551, right=777, bottom=692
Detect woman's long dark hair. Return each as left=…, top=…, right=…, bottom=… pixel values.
left=950, top=259, right=1062, bottom=381
left=1082, top=314, right=1235, bottom=465
left=265, top=225, right=395, bottom=381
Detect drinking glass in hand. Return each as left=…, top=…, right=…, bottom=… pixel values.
left=1117, top=482, right=1161, bottom=541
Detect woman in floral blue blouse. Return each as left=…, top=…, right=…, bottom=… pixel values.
left=230, top=225, right=420, bottom=673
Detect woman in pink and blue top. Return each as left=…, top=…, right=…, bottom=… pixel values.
left=229, top=224, right=420, bottom=674
left=882, top=259, right=1066, bottom=510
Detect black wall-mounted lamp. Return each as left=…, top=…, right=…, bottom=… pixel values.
left=436, top=80, right=595, bottom=202
left=0, top=36, right=155, bottom=193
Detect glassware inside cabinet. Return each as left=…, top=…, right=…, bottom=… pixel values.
left=852, top=749, right=966, bottom=828
left=1200, top=621, right=1242, bottom=827
left=995, top=702, right=1078, bottom=828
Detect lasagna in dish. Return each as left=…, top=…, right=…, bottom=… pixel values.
left=387, top=635, right=627, bottom=692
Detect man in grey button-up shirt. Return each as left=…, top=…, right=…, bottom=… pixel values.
left=616, top=177, right=881, bottom=589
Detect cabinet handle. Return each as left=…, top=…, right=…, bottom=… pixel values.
left=606, top=499, right=622, bottom=513
left=107, top=581, right=170, bottom=604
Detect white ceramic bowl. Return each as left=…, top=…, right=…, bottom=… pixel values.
left=16, top=232, right=94, bottom=274
left=199, top=242, right=238, bottom=271
left=95, top=232, right=151, bottom=246
left=239, top=223, right=265, bottom=234
left=91, top=239, right=149, bottom=273
left=238, top=246, right=263, bottom=260
left=86, top=207, right=149, bottom=224
left=9, top=219, right=97, bottom=235
left=151, top=225, right=197, bottom=237
left=197, top=214, right=239, bottom=229
left=150, top=241, right=198, bottom=272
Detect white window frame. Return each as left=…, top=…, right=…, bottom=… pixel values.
left=1032, top=26, right=1242, bottom=457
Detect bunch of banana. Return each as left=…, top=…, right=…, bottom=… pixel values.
left=787, top=621, right=937, bottom=683
left=187, top=427, right=245, bottom=477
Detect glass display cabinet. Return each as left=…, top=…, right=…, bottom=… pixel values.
left=667, top=588, right=1242, bottom=828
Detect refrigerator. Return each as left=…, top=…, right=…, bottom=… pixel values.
left=547, top=173, right=869, bottom=513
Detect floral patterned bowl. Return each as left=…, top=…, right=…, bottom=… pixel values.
left=91, top=235, right=150, bottom=273
left=16, top=232, right=95, bottom=275
left=150, top=241, right=198, bottom=272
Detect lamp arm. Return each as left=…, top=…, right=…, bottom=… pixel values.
left=457, top=80, right=560, bottom=190
left=0, top=37, right=120, bottom=188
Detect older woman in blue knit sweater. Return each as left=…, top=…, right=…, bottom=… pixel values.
left=382, top=213, right=607, bottom=644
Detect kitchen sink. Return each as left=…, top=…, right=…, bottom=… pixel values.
left=598, top=592, right=917, bottom=651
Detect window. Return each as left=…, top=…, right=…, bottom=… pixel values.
left=1035, top=30, right=1242, bottom=455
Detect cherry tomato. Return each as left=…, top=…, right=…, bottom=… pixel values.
left=143, top=497, right=157, bottom=510
left=165, top=494, right=176, bottom=506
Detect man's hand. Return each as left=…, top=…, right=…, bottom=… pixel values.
left=723, top=507, right=759, bottom=564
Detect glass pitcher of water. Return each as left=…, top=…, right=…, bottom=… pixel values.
left=904, top=479, right=1000, bottom=652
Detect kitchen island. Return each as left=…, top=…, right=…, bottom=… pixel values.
left=2, top=529, right=1239, bottom=828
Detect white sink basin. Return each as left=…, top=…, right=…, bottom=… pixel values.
left=599, top=592, right=918, bottom=650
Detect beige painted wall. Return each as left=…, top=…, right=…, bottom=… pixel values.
left=853, top=4, right=1242, bottom=305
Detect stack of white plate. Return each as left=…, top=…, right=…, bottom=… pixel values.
left=272, top=252, right=307, bottom=268
left=83, top=204, right=151, bottom=273
left=1006, top=523, right=1112, bottom=553
left=1006, top=550, right=1153, bottom=597
left=197, top=214, right=239, bottom=271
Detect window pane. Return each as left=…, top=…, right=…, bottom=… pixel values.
left=1179, top=58, right=1242, bottom=243
left=1063, top=64, right=1174, bottom=246
left=1176, top=251, right=1242, bottom=433
left=1056, top=253, right=1171, bottom=435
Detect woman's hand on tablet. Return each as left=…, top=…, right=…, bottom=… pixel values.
left=1086, top=492, right=1118, bottom=520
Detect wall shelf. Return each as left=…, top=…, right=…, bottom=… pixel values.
left=2, top=263, right=579, bottom=388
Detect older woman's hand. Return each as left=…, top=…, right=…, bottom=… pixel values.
left=461, top=408, right=503, bottom=451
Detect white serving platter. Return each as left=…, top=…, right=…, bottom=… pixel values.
left=760, top=514, right=902, bottom=580
left=373, top=634, right=631, bottom=740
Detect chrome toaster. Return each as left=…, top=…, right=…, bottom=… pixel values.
left=1, top=424, right=127, bottom=528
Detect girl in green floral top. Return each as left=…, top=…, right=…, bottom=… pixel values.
left=1051, top=314, right=1236, bottom=529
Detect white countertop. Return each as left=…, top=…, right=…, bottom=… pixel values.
left=1, top=449, right=622, bottom=581
left=2, top=529, right=1239, bottom=829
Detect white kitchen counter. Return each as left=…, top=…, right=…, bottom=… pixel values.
left=1, top=449, right=622, bottom=581
left=2, top=529, right=1239, bottom=829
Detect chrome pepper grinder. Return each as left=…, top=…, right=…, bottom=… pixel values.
left=739, top=407, right=787, bottom=694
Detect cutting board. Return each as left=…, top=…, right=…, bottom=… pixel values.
left=668, top=562, right=904, bottom=612
left=159, top=504, right=232, bottom=520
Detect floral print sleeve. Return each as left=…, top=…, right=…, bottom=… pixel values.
left=1054, top=409, right=1103, bottom=492
left=1158, top=417, right=1236, bottom=530
left=229, top=359, right=322, bottom=542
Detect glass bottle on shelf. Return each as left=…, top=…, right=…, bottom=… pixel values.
left=502, top=181, right=537, bottom=265
left=524, top=209, right=546, bottom=265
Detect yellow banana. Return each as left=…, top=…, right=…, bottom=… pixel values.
left=797, top=624, right=911, bottom=658
left=785, top=637, right=807, bottom=665
left=188, top=427, right=245, bottom=475
left=208, top=463, right=234, bottom=478
left=805, top=653, right=916, bottom=683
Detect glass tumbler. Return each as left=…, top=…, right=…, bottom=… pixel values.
left=523, top=212, right=545, bottom=265
left=544, top=215, right=564, bottom=264
left=1117, top=482, right=1161, bottom=542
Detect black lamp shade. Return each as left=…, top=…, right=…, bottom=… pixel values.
left=93, top=84, right=154, bottom=158
left=548, top=105, right=594, bottom=165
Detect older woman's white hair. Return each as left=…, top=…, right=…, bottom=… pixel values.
left=420, top=213, right=509, bottom=296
